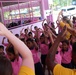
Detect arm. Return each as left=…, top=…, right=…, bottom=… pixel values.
left=20, top=28, right=24, bottom=35
left=2, top=37, right=6, bottom=45
left=46, top=26, right=67, bottom=72
left=57, top=10, right=63, bottom=22
left=47, top=29, right=54, bottom=44
left=0, top=23, right=34, bottom=71
left=33, top=39, right=39, bottom=50
left=42, top=19, right=47, bottom=29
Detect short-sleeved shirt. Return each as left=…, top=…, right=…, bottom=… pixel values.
left=18, top=66, right=35, bottom=75
left=60, top=45, right=72, bottom=64
left=53, top=64, right=76, bottom=75
left=60, top=21, right=71, bottom=40
left=40, top=44, right=48, bottom=55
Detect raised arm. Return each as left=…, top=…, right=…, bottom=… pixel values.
left=57, top=10, right=63, bottom=22
left=0, top=23, right=34, bottom=71
left=2, top=37, right=6, bottom=45
left=46, top=26, right=67, bottom=72
left=20, top=28, right=24, bottom=35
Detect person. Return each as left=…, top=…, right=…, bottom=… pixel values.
left=57, top=10, right=73, bottom=40
left=2, top=37, right=9, bottom=46
left=0, top=23, right=35, bottom=75
left=26, top=38, right=44, bottom=75
left=46, top=26, right=76, bottom=75
left=0, top=45, right=5, bottom=55
left=6, top=45, right=22, bottom=75
left=60, top=39, right=72, bottom=68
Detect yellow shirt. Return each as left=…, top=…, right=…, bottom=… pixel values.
left=53, top=64, right=76, bottom=75
left=18, top=66, right=35, bottom=75
left=60, top=21, right=71, bottom=40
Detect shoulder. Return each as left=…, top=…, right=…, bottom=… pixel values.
left=19, top=66, right=35, bottom=75
left=53, top=64, right=73, bottom=75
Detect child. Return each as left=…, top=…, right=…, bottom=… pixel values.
left=20, top=28, right=28, bottom=40
left=0, top=22, right=35, bottom=75
left=26, top=38, right=44, bottom=75
left=60, top=39, right=72, bottom=68
left=39, top=34, right=51, bottom=75
left=0, top=45, right=5, bottom=55
left=6, top=45, right=22, bottom=75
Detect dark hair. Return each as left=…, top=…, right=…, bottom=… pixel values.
left=40, top=34, right=45, bottom=38
left=15, top=34, right=19, bottom=38
left=24, top=29, right=28, bottom=32
left=62, top=16, right=68, bottom=21
left=62, top=39, right=69, bottom=45
left=0, top=45, right=4, bottom=50
left=20, top=38, right=25, bottom=43
left=72, top=42, right=76, bottom=53
left=34, top=26, right=37, bottom=29
left=0, top=55, right=13, bottom=75
left=28, top=32, right=32, bottom=36
left=44, top=23, right=48, bottom=26
left=7, top=46, right=15, bottom=55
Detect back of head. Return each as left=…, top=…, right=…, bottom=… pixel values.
left=0, top=55, right=13, bottom=75
left=62, top=39, right=69, bottom=45
left=0, top=45, right=4, bottom=50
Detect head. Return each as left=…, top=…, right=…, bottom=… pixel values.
left=0, top=45, right=4, bottom=55
left=26, top=38, right=34, bottom=49
left=24, top=29, right=28, bottom=34
left=0, top=55, right=13, bottom=75
left=15, top=34, right=19, bottom=38
left=62, top=16, right=69, bottom=22
left=34, top=26, right=38, bottom=30
left=72, top=42, right=76, bottom=64
left=51, top=22, right=55, bottom=28
left=6, top=46, right=16, bottom=61
left=40, top=34, right=45, bottom=43
left=28, top=32, right=33, bottom=38
left=44, top=23, right=49, bottom=30
left=61, top=40, right=69, bottom=51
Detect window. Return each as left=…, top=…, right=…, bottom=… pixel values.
left=67, top=7, right=75, bottom=11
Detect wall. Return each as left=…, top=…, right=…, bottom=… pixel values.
left=0, top=21, right=42, bottom=45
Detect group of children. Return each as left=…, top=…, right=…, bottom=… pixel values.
left=0, top=10, right=76, bottom=75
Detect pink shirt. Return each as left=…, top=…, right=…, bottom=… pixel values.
left=20, top=33, right=28, bottom=40
left=11, top=56, right=22, bottom=75
left=55, top=52, right=62, bottom=64
left=32, top=31, right=42, bottom=38
left=31, top=49, right=40, bottom=64
left=3, top=43, right=8, bottom=46
left=40, top=44, right=48, bottom=55
left=55, top=47, right=62, bottom=64
left=60, top=45, right=72, bottom=64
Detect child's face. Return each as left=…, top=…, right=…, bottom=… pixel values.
left=62, top=42, right=69, bottom=51
left=40, top=37, right=45, bottom=43
left=27, top=41, right=33, bottom=49
left=7, top=52, right=15, bottom=61
left=0, top=49, right=4, bottom=55
left=0, top=49, right=4, bottom=53
left=24, top=30, right=28, bottom=34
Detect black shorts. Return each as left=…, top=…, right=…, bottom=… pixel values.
left=41, top=54, right=47, bottom=65
left=35, top=62, right=44, bottom=75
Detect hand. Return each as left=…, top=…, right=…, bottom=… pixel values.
left=0, top=23, right=9, bottom=36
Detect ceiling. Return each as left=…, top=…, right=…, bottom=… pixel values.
left=0, top=0, right=41, bottom=7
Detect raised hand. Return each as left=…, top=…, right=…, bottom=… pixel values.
left=0, top=23, right=9, bottom=36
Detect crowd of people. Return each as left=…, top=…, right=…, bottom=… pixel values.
left=0, top=10, right=76, bottom=75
